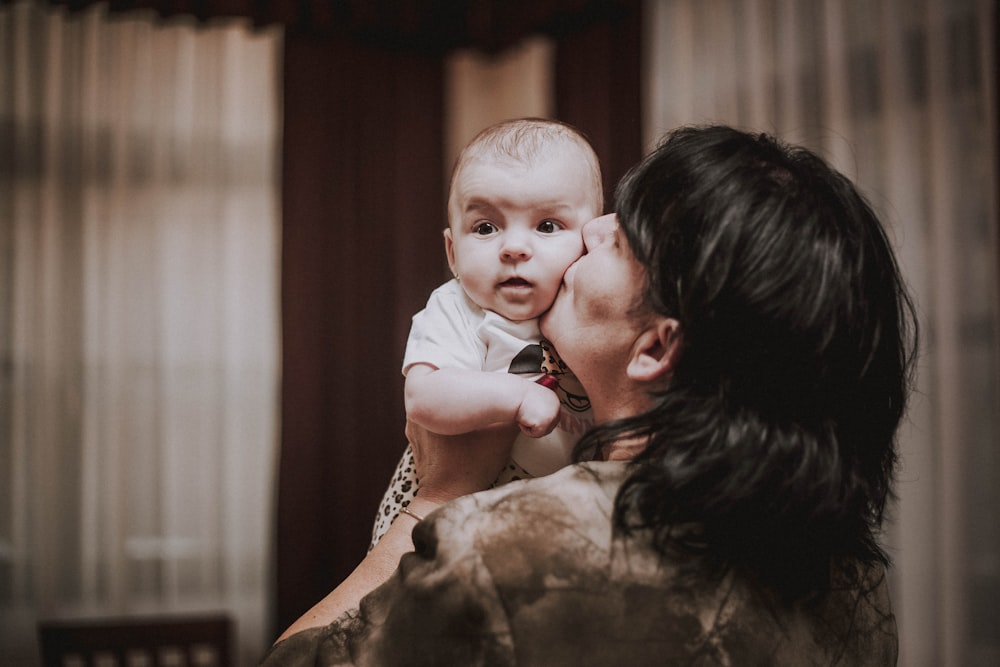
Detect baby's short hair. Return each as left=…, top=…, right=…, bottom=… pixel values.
left=450, top=117, right=604, bottom=215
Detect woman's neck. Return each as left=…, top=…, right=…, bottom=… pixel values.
left=591, top=385, right=655, bottom=462
left=601, top=439, right=646, bottom=461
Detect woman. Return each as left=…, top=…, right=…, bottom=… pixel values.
left=263, top=125, right=916, bottom=665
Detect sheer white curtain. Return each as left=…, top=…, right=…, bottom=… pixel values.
left=0, top=2, right=281, bottom=665
left=643, top=0, right=998, bottom=665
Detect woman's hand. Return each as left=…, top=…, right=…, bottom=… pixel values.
left=406, top=420, right=518, bottom=505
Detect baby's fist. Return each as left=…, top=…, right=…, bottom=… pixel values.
left=516, top=381, right=561, bottom=438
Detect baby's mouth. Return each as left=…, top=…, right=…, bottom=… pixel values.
left=500, top=277, right=531, bottom=288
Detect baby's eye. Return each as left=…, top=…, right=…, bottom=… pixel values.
left=473, top=221, right=498, bottom=235
left=537, top=220, right=561, bottom=234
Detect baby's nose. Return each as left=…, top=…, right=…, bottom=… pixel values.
left=501, top=230, right=532, bottom=260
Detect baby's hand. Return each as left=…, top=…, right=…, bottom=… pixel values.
left=516, top=380, right=562, bottom=438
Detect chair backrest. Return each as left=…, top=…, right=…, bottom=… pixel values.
left=37, top=614, right=232, bottom=667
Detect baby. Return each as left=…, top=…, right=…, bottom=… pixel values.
left=370, top=118, right=602, bottom=547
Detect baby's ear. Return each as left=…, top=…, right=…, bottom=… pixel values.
left=443, top=228, right=457, bottom=275
left=627, top=318, right=682, bottom=383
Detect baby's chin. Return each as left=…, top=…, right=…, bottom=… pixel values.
left=487, top=295, right=552, bottom=323
left=491, top=305, right=548, bottom=323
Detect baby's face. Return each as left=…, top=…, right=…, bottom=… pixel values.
left=445, top=147, right=600, bottom=322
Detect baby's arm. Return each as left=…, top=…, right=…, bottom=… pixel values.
left=405, top=364, right=561, bottom=438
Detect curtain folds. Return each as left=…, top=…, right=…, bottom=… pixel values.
left=276, top=32, right=447, bottom=634
left=9, top=1, right=994, bottom=665
left=643, top=1, right=999, bottom=665
left=555, top=6, right=642, bottom=208
left=2, top=0, right=646, bottom=652
left=0, top=2, right=281, bottom=665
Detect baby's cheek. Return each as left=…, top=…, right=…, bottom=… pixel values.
left=561, top=241, right=586, bottom=271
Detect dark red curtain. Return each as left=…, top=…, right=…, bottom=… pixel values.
left=277, top=34, right=448, bottom=634
left=276, top=8, right=642, bottom=633
left=555, top=6, right=642, bottom=209
left=18, top=0, right=643, bottom=637
left=277, top=3, right=642, bottom=634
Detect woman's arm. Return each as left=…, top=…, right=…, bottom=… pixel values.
left=274, top=420, right=517, bottom=643
left=274, top=492, right=438, bottom=643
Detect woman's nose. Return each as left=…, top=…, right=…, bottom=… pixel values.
left=583, top=214, right=617, bottom=251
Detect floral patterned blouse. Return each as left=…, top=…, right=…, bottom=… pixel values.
left=261, top=461, right=898, bottom=666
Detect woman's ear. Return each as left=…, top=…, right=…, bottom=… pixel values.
left=626, top=317, right=682, bottom=383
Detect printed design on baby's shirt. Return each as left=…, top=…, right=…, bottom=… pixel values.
left=539, top=339, right=590, bottom=414
left=507, top=340, right=591, bottom=415
left=539, top=338, right=569, bottom=375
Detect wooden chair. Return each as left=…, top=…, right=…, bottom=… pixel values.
left=37, top=614, right=232, bottom=667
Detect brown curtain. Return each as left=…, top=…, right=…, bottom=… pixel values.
left=555, top=6, right=642, bottom=210
left=19, top=0, right=643, bottom=636
left=276, top=7, right=641, bottom=632
left=277, top=33, right=447, bottom=632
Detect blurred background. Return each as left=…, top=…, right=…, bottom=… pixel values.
left=1, top=0, right=996, bottom=665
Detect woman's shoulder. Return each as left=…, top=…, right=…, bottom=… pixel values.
left=430, top=461, right=628, bottom=541
left=399, top=462, right=627, bottom=589
left=263, top=461, right=897, bottom=666
left=421, top=464, right=896, bottom=665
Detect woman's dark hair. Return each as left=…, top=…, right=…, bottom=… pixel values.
left=581, top=125, right=918, bottom=600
